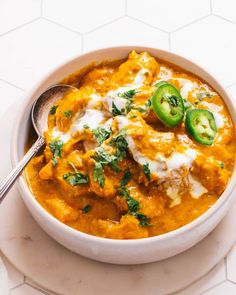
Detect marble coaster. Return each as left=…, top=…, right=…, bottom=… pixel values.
left=1, top=103, right=236, bottom=295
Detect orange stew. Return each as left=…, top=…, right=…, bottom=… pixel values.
left=25, top=50, right=235, bottom=239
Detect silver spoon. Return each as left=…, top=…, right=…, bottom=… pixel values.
left=0, top=84, right=76, bottom=204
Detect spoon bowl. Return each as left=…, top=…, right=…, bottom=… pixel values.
left=0, top=84, right=76, bottom=203
left=32, top=84, right=76, bottom=136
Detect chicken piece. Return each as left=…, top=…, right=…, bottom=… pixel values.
left=39, top=161, right=54, bottom=180
left=114, top=181, right=165, bottom=218
left=191, top=155, right=229, bottom=195
left=110, top=50, right=160, bottom=87
left=80, top=66, right=116, bottom=95
left=116, top=110, right=175, bottom=159
left=53, top=87, right=92, bottom=132
left=99, top=215, right=149, bottom=239
left=54, top=157, right=89, bottom=200
left=45, top=198, right=78, bottom=223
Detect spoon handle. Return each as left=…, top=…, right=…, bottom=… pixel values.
left=0, top=136, right=45, bottom=204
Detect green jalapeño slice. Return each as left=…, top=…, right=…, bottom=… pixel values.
left=153, top=80, right=168, bottom=88
left=185, top=109, right=217, bottom=145
left=152, top=83, right=184, bottom=128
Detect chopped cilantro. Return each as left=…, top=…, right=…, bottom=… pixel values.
left=110, top=130, right=128, bottom=161
left=93, top=162, right=105, bottom=188
left=93, top=148, right=120, bottom=172
left=134, top=99, right=152, bottom=114
left=118, top=89, right=137, bottom=100
left=82, top=204, right=91, bottom=213
left=83, top=124, right=90, bottom=129
left=197, top=92, right=213, bottom=101
left=64, top=110, right=72, bottom=118
left=49, top=140, right=64, bottom=166
left=63, top=171, right=89, bottom=186
left=142, top=163, right=151, bottom=181
left=118, top=186, right=150, bottom=226
left=133, top=212, right=150, bottom=226
left=49, top=105, right=58, bottom=115
left=219, top=162, right=225, bottom=169
left=112, top=102, right=122, bottom=117
left=93, top=127, right=111, bottom=145
left=119, top=186, right=140, bottom=212
left=121, top=169, right=132, bottom=186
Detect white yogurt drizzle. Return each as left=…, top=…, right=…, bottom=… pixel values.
left=117, top=116, right=208, bottom=206
left=104, top=68, right=150, bottom=114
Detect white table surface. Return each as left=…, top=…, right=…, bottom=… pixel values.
left=1, top=0, right=236, bottom=294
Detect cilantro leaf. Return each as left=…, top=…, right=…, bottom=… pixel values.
left=112, top=102, right=122, bottom=117
left=118, top=89, right=137, bottom=100
left=132, top=212, right=150, bottom=226
left=93, top=162, right=105, bottom=188
left=118, top=186, right=150, bottom=226
left=219, top=162, right=225, bottom=169
left=134, top=99, right=152, bottom=114
left=121, top=169, right=132, bottom=186
left=64, top=110, right=72, bottom=118
left=49, top=140, right=64, bottom=166
left=93, top=148, right=120, bottom=172
left=197, top=92, right=213, bottom=101
left=49, top=105, right=58, bottom=115
left=82, top=204, right=91, bottom=213
left=63, top=171, right=89, bottom=186
left=118, top=186, right=140, bottom=212
left=83, top=124, right=90, bottom=129
left=142, top=163, right=151, bottom=181
left=93, top=127, right=111, bottom=145
left=110, top=130, right=128, bottom=161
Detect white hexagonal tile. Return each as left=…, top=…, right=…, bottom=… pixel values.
left=84, top=16, right=169, bottom=52
left=0, top=81, right=24, bottom=118
left=11, top=284, right=49, bottom=295
left=176, top=260, right=225, bottom=295
left=0, top=0, right=41, bottom=35
left=43, top=0, right=125, bottom=34
left=127, top=0, right=210, bottom=32
left=226, top=241, right=236, bottom=282
left=171, top=16, right=236, bottom=86
left=212, top=0, right=236, bottom=23
left=203, top=281, right=236, bottom=295
left=0, top=19, right=82, bottom=90
left=1, top=254, right=24, bottom=290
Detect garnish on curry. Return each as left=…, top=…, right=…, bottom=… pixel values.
left=25, top=50, right=235, bottom=239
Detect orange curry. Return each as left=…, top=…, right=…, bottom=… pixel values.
left=25, top=51, right=235, bottom=239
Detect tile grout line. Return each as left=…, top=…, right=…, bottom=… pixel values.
left=84, top=15, right=125, bottom=35
left=212, top=13, right=236, bottom=26
left=209, top=0, right=213, bottom=13
left=41, top=17, right=82, bottom=36
left=0, top=18, right=41, bottom=38
left=124, top=0, right=128, bottom=15
left=127, top=15, right=169, bottom=33
left=0, top=78, right=26, bottom=92
left=226, top=82, right=236, bottom=89
left=10, top=282, right=25, bottom=292
left=40, top=0, right=44, bottom=17
left=200, top=280, right=227, bottom=295
left=25, top=282, right=52, bottom=295
left=171, top=14, right=211, bottom=33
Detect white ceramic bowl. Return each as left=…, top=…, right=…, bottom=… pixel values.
left=11, top=46, right=236, bottom=265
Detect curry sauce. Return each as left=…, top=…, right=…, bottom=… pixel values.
left=25, top=50, right=235, bottom=239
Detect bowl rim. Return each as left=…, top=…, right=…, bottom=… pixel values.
left=11, top=45, right=236, bottom=246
